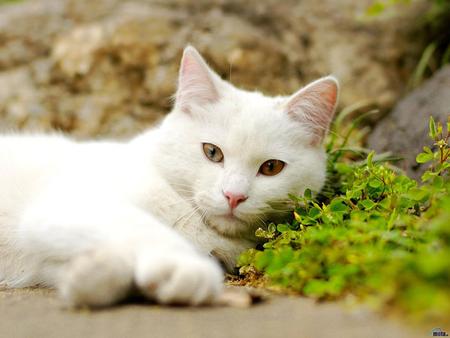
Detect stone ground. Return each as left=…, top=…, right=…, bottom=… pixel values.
left=0, top=288, right=425, bottom=338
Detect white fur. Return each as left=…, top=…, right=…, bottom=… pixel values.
left=0, top=46, right=338, bottom=307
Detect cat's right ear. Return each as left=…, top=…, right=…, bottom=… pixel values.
left=175, top=46, right=222, bottom=113
left=284, top=76, right=339, bottom=146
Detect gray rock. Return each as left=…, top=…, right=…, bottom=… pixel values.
left=367, top=65, right=450, bottom=180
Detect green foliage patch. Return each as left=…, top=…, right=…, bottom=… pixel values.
left=0, top=0, right=24, bottom=4
left=237, top=117, right=450, bottom=320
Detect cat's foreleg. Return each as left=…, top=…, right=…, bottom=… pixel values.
left=136, top=180, right=255, bottom=271
left=16, top=198, right=223, bottom=307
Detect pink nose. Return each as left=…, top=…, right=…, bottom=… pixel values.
left=223, top=191, right=248, bottom=210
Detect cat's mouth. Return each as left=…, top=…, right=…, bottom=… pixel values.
left=221, top=212, right=240, bottom=220
left=204, top=212, right=261, bottom=239
left=207, top=212, right=243, bottom=225
left=193, top=194, right=260, bottom=238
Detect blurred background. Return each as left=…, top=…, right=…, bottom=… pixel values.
left=0, top=0, right=449, bottom=177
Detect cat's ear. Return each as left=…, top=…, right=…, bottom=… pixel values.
left=175, top=46, right=221, bottom=113
left=285, top=76, right=339, bottom=145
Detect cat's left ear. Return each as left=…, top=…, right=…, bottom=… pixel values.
left=175, top=46, right=223, bottom=113
left=285, top=76, right=339, bottom=145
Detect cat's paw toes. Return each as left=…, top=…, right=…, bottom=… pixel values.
left=135, top=250, right=223, bottom=305
left=58, top=249, right=133, bottom=307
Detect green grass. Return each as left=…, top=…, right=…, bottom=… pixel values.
left=237, top=116, right=450, bottom=322
left=0, top=0, right=24, bottom=4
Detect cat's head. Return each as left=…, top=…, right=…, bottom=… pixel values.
left=158, top=46, right=338, bottom=239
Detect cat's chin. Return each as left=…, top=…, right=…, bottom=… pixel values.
left=204, top=214, right=258, bottom=239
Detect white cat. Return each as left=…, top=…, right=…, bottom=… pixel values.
left=0, top=46, right=338, bottom=307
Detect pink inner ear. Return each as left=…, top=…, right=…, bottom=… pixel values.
left=176, top=48, right=219, bottom=112
left=286, top=77, right=338, bottom=145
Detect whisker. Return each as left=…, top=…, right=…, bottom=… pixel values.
left=173, top=206, right=197, bottom=224
left=174, top=205, right=201, bottom=228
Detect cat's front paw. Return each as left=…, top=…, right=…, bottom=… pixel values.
left=135, top=249, right=223, bottom=305
left=59, top=248, right=134, bottom=307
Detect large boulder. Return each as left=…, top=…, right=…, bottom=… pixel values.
left=0, top=0, right=428, bottom=138
left=367, top=65, right=450, bottom=180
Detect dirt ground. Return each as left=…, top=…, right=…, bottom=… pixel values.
left=0, top=288, right=424, bottom=338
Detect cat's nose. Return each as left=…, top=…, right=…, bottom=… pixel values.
left=223, top=191, right=248, bottom=209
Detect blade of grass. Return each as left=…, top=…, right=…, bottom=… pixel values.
left=409, top=42, right=436, bottom=89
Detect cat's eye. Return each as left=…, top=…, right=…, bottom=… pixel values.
left=202, top=143, right=224, bottom=163
left=259, top=159, right=285, bottom=176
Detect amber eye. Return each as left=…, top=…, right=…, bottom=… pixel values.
left=259, top=159, right=285, bottom=176
left=202, top=143, right=224, bottom=163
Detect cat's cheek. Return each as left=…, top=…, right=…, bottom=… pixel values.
left=195, top=190, right=228, bottom=215
left=193, top=196, right=211, bottom=217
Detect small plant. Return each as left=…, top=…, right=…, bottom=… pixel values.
left=416, top=116, right=450, bottom=180
left=237, top=116, right=450, bottom=321
left=366, top=0, right=412, bottom=17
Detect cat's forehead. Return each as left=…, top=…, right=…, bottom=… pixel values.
left=199, top=92, right=304, bottom=161
left=211, top=90, right=285, bottom=127
left=228, top=89, right=284, bottom=113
